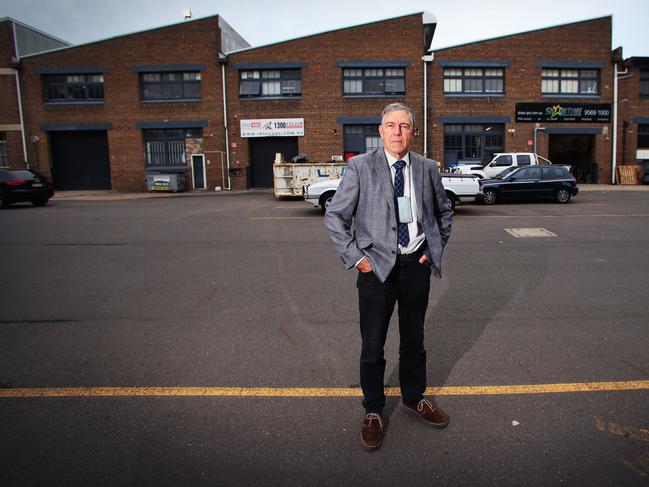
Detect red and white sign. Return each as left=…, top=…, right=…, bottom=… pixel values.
left=240, top=118, right=305, bottom=138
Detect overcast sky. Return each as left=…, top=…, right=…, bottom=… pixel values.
left=1, top=0, right=647, bottom=57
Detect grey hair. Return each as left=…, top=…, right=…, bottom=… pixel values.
left=381, top=103, right=415, bottom=127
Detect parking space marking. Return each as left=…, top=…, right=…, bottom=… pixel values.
left=1, top=380, right=648, bottom=398
left=505, top=228, right=557, bottom=237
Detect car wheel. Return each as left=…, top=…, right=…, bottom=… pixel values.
left=482, top=189, right=497, bottom=205
left=31, top=197, right=50, bottom=207
left=445, top=191, right=456, bottom=211
left=0, top=194, right=9, bottom=209
left=319, top=191, right=335, bottom=214
left=555, top=188, right=571, bottom=204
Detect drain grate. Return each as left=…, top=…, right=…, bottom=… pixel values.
left=505, top=228, right=557, bottom=238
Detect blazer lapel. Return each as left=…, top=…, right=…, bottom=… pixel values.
left=410, top=152, right=424, bottom=220
left=371, top=149, right=395, bottom=211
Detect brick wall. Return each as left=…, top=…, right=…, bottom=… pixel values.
left=618, top=62, right=649, bottom=168
left=20, top=16, right=227, bottom=191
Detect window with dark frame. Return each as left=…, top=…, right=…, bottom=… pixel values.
left=343, top=68, right=405, bottom=96
left=541, top=68, right=599, bottom=95
left=444, top=124, right=505, bottom=164
left=443, top=67, right=504, bottom=95
left=0, top=132, right=8, bottom=167
left=43, top=74, right=104, bottom=102
left=239, top=69, right=301, bottom=98
left=640, top=69, right=649, bottom=98
left=141, top=71, right=201, bottom=101
left=143, top=128, right=203, bottom=168
left=638, top=125, right=649, bottom=149
left=343, top=125, right=381, bottom=159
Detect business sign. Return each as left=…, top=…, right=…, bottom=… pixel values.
left=240, top=118, right=305, bottom=137
left=515, top=103, right=611, bottom=123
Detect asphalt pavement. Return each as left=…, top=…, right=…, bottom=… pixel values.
left=1, top=188, right=648, bottom=486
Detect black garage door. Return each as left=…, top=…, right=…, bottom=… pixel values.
left=248, top=137, right=298, bottom=188
left=50, top=131, right=111, bottom=190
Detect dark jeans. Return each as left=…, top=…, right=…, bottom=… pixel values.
left=356, top=257, right=431, bottom=414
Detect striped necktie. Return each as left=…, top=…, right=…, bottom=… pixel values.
left=393, top=160, right=409, bottom=247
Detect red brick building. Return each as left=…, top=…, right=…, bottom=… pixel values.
left=1, top=17, right=68, bottom=170
left=18, top=15, right=248, bottom=191
left=224, top=13, right=435, bottom=188
left=430, top=16, right=615, bottom=184
left=617, top=57, right=649, bottom=183
left=8, top=13, right=649, bottom=191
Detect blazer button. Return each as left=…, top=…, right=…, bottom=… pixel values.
left=391, top=250, right=396, bottom=254
left=392, top=227, right=396, bottom=231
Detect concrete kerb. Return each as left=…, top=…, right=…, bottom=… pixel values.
left=578, top=184, right=649, bottom=192
left=52, top=189, right=274, bottom=201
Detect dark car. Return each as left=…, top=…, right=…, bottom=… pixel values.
left=0, top=169, right=55, bottom=209
left=478, top=165, right=578, bottom=205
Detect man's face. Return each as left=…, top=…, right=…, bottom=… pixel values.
left=379, top=109, right=414, bottom=159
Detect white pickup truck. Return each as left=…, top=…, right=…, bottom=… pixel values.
left=304, top=172, right=479, bottom=213
left=456, top=152, right=558, bottom=179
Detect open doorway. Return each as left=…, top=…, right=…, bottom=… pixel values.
left=248, top=137, right=298, bottom=188
left=549, top=134, right=596, bottom=183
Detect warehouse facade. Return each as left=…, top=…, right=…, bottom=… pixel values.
left=18, top=15, right=248, bottom=191
left=429, top=16, right=615, bottom=184
left=9, top=13, right=649, bottom=191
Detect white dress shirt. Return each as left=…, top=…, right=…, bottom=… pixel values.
left=384, top=150, right=426, bottom=254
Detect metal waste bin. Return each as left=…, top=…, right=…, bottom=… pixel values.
left=146, top=173, right=186, bottom=192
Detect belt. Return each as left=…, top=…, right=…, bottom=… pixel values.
left=397, top=243, right=426, bottom=262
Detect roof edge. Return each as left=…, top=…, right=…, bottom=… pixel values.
left=433, top=15, right=612, bottom=53
left=226, top=11, right=425, bottom=55
left=1, top=16, right=71, bottom=46
left=20, top=13, right=226, bottom=59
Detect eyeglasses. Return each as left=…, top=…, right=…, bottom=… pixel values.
left=382, top=122, right=412, bottom=133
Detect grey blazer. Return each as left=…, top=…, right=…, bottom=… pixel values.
left=324, top=148, right=453, bottom=283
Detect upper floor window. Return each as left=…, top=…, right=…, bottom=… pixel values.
left=343, top=68, right=405, bottom=96
left=443, top=68, right=504, bottom=94
left=239, top=69, right=301, bottom=98
left=43, top=74, right=104, bottom=102
left=640, top=69, right=649, bottom=98
left=541, top=68, right=599, bottom=96
left=141, top=72, right=201, bottom=101
left=0, top=132, right=7, bottom=167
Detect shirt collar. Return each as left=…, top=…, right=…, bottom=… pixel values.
left=384, top=150, right=410, bottom=168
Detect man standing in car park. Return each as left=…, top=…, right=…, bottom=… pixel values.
left=324, top=103, right=453, bottom=450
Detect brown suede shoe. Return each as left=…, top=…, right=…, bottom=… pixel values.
left=404, top=399, right=449, bottom=428
left=361, top=413, right=384, bottom=450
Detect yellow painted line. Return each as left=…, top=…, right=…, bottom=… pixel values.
left=249, top=216, right=317, bottom=220
left=249, top=213, right=649, bottom=221
left=1, top=380, right=648, bottom=398
left=463, top=213, right=649, bottom=219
